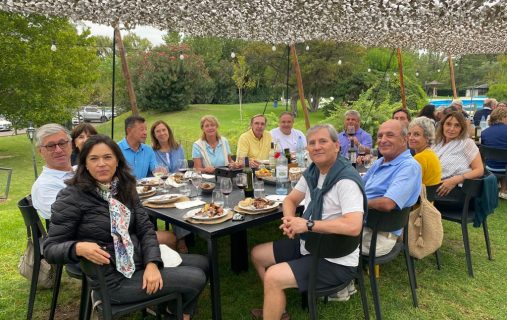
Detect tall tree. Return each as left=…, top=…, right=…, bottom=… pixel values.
left=232, top=55, right=256, bottom=121
left=0, top=12, right=99, bottom=127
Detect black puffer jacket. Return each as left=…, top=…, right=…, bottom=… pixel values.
left=43, top=185, right=162, bottom=290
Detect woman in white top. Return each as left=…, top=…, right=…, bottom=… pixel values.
left=192, top=115, right=235, bottom=174
left=432, top=111, right=483, bottom=197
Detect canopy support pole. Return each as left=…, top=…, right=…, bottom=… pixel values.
left=290, top=44, right=311, bottom=130
left=396, top=48, right=407, bottom=110
left=111, top=30, right=116, bottom=139
left=448, top=55, right=458, bottom=99
left=114, top=27, right=139, bottom=116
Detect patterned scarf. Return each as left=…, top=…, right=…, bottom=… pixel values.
left=97, top=178, right=135, bottom=278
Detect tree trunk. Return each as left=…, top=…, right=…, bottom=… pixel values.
left=239, top=88, right=243, bottom=122
left=290, top=91, right=299, bottom=116
left=311, top=96, right=320, bottom=112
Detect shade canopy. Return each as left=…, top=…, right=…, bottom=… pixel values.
left=2, top=0, right=507, bottom=54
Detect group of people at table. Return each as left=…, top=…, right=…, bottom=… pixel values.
left=28, top=99, right=506, bottom=319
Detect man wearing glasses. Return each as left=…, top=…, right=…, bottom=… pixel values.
left=31, top=123, right=74, bottom=220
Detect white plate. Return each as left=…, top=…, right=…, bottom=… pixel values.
left=238, top=200, right=278, bottom=211
left=136, top=186, right=156, bottom=195
left=138, top=177, right=160, bottom=186
left=265, top=195, right=286, bottom=202
left=184, top=207, right=229, bottom=220
left=146, top=194, right=183, bottom=204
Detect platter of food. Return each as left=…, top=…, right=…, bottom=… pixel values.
left=255, top=168, right=272, bottom=178
left=185, top=203, right=229, bottom=220
left=138, top=177, right=160, bottom=186
left=238, top=197, right=278, bottom=212
left=137, top=185, right=156, bottom=197
left=145, top=194, right=183, bottom=204
left=200, top=182, right=216, bottom=194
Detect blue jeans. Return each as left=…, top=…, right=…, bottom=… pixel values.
left=107, top=254, right=208, bottom=314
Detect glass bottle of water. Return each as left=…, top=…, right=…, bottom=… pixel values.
left=275, top=153, right=288, bottom=195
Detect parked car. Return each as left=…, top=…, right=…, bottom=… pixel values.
left=72, top=114, right=83, bottom=125
left=0, top=117, right=12, bottom=131
left=81, top=106, right=114, bottom=123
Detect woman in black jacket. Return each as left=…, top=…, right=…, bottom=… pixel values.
left=44, top=134, right=207, bottom=319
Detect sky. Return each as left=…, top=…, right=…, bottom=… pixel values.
left=79, top=21, right=166, bottom=46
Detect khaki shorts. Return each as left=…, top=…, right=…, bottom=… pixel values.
left=361, top=227, right=398, bottom=257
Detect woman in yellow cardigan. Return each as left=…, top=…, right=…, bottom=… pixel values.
left=408, top=117, right=442, bottom=186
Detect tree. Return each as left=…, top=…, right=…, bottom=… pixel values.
left=131, top=44, right=212, bottom=112
left=0, top=12, right=99, bottom=127
left=232, top=55, right=256, bottom=121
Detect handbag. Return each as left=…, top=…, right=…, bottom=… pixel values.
left=18, top=220, right=55, bottom=289
left=408, top=185, right=444, bottom=259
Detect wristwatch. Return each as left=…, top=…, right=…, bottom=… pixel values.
left=306, top=219, right=315, bottom=231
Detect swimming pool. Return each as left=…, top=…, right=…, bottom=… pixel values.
left=429, top=97, right=487, bottom=111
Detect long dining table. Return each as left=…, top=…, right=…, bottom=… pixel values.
left=144, top=178, right=297, bottom=320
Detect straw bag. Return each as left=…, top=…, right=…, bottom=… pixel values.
left=408, top=186, right=444, bottom=259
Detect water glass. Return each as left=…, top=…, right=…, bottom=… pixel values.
left=179, top=183, right=191, bottom=197
left=212, top=190, right=224, bottom=207
left=254, top=180, right=265, bottom=198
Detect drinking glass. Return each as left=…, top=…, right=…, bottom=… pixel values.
left=235, top=173, right=247, bottom=197
left=253, top=180, right=265, bottom=199
left=153, top=165, right=168, bottom=192
left=346, top=125, right=356, bottom=137
left=212, top=190, right=224, bottom=207
left=191, top=171, right=202, bottom=198
left=177, top=159, right=189, bottom=176
left=220, top=178, right=233, bottom=209
left=179, top=183, right=191, bottom=197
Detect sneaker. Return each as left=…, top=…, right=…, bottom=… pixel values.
left=327, top=286, right=350, bottom=302
left=347, top=281, right=357, bottom=295
left=328, top=280, right=356, bottom=302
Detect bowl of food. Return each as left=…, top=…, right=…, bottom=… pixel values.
left=200, top=182, right=216, bottom=194
left=255, top=168, right=272, bottom=177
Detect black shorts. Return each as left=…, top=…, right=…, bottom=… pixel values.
left=273, top=238, right=356, bottom=293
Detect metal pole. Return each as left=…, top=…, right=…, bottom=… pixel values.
left=286, top=45, right=290, bottom=111
left=27, top=123, right=38, bottom=179
left=30, top=143, right=38, bottom=179
left=111, top=29, right=116, bottom=140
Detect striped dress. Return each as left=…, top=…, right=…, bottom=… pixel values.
left=432, top=138, right=479, bottom=179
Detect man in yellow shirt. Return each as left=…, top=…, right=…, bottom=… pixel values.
left=237, top=114, right=272, bottom=168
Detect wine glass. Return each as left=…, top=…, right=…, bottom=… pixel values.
left=235, top=173, right=247, bottom=198
left=346, top=125, right=356, bottom=137
left=191, top=171, right=202, bottom=198
left=177, top=159, right=188, bottom=175
left=220, top=178, right=233, bottom=209
left=153, top=165, right=168, bottom=192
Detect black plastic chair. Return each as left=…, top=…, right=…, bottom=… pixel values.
left=361, top=207, right=417, bottom=320
left=480, top=145, right=507, bottom=185
left=80, top=259, right=183, bottom=320
left=49, top=263, right=91, bottom=320
left=304, top=232, right=369, bottom=320
left=18, top=196, right=48, bottom=320
left=434, top=177, right=492, bottom=277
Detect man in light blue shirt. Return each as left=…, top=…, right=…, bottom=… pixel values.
left=338, top=110, right=372, bottom=157
left=361, top=119, right=421, bottom=255
left=118, top=115, right=157, bottom=179
left=31, top=124, right=75, bottom=220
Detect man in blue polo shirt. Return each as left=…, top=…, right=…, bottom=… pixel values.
left=118, top=115, right=157, bottom=179
left=338, top=110, right=372, bottom=158
left=361, top=119, right=421, bottom=256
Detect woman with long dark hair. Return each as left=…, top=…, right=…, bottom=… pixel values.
left=70, top=123, right=97, bottom=165
left=150, top=120, right=185, bottom=173
left=44, top=135, right=208, bottom=319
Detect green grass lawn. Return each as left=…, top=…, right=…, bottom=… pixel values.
left=1, top=102, right=506, bottom=319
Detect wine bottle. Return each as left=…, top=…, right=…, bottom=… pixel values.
left=348, top=140, right=357, bottom=167
left=243, top=157, right=254, bottom=198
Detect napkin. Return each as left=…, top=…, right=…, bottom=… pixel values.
left=175, top=199, right=206, bottom=209
left=202, top=174, right=215, bottom=180
left=159, top=244, right=182, bottom=267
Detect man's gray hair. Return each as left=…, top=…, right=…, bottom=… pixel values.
left=306, top=124, right=339, bottom=142
left=344, top=110, right=361, bottom=120
left=34, top=123, right=70, bottom=147
left=408, top=117, right=435, bottom=145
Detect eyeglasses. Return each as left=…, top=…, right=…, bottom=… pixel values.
left=41, top=140, right=69, bottom=151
